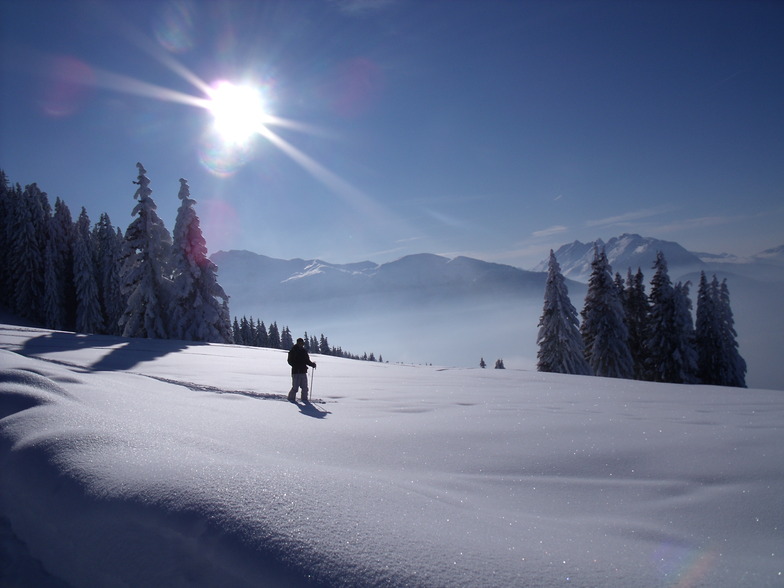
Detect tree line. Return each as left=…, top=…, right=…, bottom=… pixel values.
left=232, top=315, right=383, bottom=361
left=1, top=165, right=385, bottom=360
left=1, top=164, right=232, bottom=342
left=536, top=247, right=747, bottom=387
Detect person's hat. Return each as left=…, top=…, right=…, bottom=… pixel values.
left=296, top=338, right=304, bottom=344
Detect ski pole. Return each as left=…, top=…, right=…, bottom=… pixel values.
left=310, top=367, right=314, bottom=399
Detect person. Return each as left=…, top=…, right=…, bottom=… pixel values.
left=287, top=338, right=316, bottom=402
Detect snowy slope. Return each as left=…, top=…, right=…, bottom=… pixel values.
left=1, top=323, right=783, bottom=587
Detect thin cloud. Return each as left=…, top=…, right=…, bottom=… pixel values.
left=649, top=214, right=739, bottom=234
left=330, top=0, right=396, bottom=16
left=586, top=206, right=676, bottom=228
left=532, top=225, right=568, bottom=239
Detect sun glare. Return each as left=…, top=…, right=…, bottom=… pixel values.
left=207, top=81, right=268, bottom=145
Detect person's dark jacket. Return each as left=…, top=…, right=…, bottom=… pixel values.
left=288, top=344, right=315, bottom=374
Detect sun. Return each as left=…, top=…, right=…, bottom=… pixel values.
left=206, top=81, right=269, bottom=145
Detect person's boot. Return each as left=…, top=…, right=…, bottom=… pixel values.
left=288, top=392, right=296, bottom=402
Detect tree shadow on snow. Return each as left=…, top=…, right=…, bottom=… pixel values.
left=19, top=331, right=192, bottom=372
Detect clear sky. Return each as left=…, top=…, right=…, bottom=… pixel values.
left=2, top=0, right=783, bottom=269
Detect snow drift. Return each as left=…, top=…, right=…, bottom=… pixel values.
left=1, top=323, right=782, bottom=587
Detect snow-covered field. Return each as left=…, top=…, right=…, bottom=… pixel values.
left=1, top=323, right=782, bottom=587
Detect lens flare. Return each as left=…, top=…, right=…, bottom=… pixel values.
left=207, top=81, right=269, bottom=146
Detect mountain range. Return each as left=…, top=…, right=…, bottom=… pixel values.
left=211, top=234, right=783, bottom=390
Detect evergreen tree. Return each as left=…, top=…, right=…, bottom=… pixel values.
left=0, top=171, right=13, bottom=307
left=280, top=325, right=293, bottom=349
left=232, top=317, right=241, bottom=344
left=43, top=227, right=65, bottom=330
left=268, top=321, right=281, bottom=349
left=51, top=197, right=77, bottom=328
left=622, top=268, right=650, bottom=380
left=256, top=319, right=269, bottom=347
left=319, top=334, right=330, bottom=355
left=494, top=359, right=505, bottom=369
left=699, top=277, right=748, bottom=387
left=480, top=357, right=486, bottom=368
left=695, top=272, right=720, bottom=384
left=170, top=178, right=232, bottom=343
left=672, top=281, right=699, bottom=384
left=580, top=246, right=633, bottom=378
left=10, top=184, right=47, bottom=323
left=93, top=216, right=125, bottom=335
left=73, top=208, right=103, bottom=333
left=717, top=279, right=747, bottom=387
left=645, top=252, right=694, bottom=383
left=239, top=316, right=252, bottom=345
left=119, top=163, right=173, bottom=339
left=537, top=250, right=591, bottom=375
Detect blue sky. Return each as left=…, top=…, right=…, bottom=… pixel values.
left=2, top=0, right=783, bottom=269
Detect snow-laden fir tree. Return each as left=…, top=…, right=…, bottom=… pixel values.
left=695, top=272, right=721, bottom=384
left=645, top=251, right=696, bottom=383
left=0, top=171, right=13, bottom=307
left=43, top=226, right=64, bottom=330
left=256, top=319, right=269, bottom=347
left=52, top=198, right=77, bottom=328
left=537, top=250, right=591, bottom=375
left=697, top=274, right=747, bottom=387
left=169, top=178, right=232, bottom=343
left=231, top=317, right=241, bottom=344
left=580, top=246, right=633, bottom=378
left=119, top=163, right=173, bottom=339
left=716, top=278, right=746, bottom=387
left=621, top=268, right=650, bottom=380
left=10, top=184, right=47, bottom=323
left=269, top=322, right=282, bottom=349
left=93, top=215, right=126, bottom=335
left=281, top=325, right=294, bottom=349
left=73, top=208, right=103, bottom=334
left=672, top=281, right=699, bottom=384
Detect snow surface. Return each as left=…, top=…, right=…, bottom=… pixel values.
left=1, top=323, right=782, bottom=587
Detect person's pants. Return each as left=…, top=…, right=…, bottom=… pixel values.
left=288, top=373, right=309, bottom=401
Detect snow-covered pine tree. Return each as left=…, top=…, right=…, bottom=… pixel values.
left=280, top=325, right=293, bottom=349
left=43, top=226, right=65, bottom=330
left=580, top=246, right=633, bottom=379
left=0, top=171, right=13, bottom=307
left=695, top=272, right=721, bottom=384
left=93, top=216, right=126, bottom=335
left=255, top=319, right=268, bottom=347
left=51, top=198, right=77, bottom=328
left=119, top=163, right=173, bottom=339
left=622, top=268, right=650, bottom=380
left=645, top=251, right=693, bottom=383
left=537, top=250, right=591, bottom=375
left=717, top=278, right=747, bottom=387
left=73, top=208, right=103, bottom=334
left=170, top=178, right=232, bottom=343
left=10, top=184, right=47, bottom=323
left=238, top=316, right=252, bottom=345
left=232, top=317, right=241, bottom=344
left=672, top=281, right=699, bottom=384
left=268, top=322, right=281, bottom=349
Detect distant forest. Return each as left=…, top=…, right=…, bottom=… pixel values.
left=537, top=248, right=747, bottom=387
left=0, top=166, right=380, bottom=361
